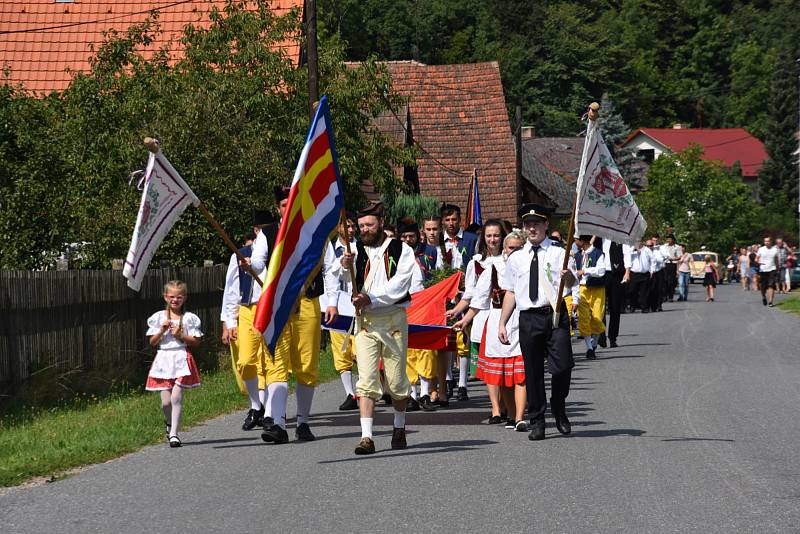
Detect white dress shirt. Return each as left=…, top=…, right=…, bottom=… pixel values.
left=577, top=246, right=607, bottom=286
left=501, top=238, right=575, bottom=310
left=443, top=229, right=466, bottom=269
left=249, top=229, right=270, bottom=275
left=660, top=244, right=680, bottom=264
left=651, top=247, right=665, bottom=272
left=629, top=246, right=655, bottom=274
left=220, top=252, right=266, bottom=328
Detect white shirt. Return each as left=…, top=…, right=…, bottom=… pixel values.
left=220, top=252, right=267, bottom=328
left=660, top=244, right=681, bottom=263
left=629, top=246, right=655, bottom=274
left=622, top=244, right=633, bottom=269
left=249, top=229, right=270, bottom=274
left=333, top=238, right=416, bottom=310
left=577, top=246, right=607, bottom=286
left=501, top=238, right=575, bottom=310
left=410, top=261, right=425, bottom=294
left=651, top=246, right=665, bottom=271
left=757, top=246, right=779, bottom=272
left=443, top=229, right=466, bottom=269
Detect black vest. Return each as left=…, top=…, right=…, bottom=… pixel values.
left=238, top=245, right=254, bottom=305
left=355, top=238, right=410, bottom=304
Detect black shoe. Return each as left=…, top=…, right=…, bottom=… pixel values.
left=763, top=296, right=768, bottom=306
left=168, top=435, right=182, bottom=448
left=295, top=422, right=315, bottom=442
left=586, top=348, right=596, bottom=360
left=407, top=397, right=421, bottom=412
left=339, top=394, right=359, bottom=411
left=504, top=419, right=516, bottom=429
left=418, top=395, right=438, bottom=411
left=355, top=437, right=375, bottom=455
left=242, top=407, right=264, bottom=431
left=261, top=424, right=289, bottom=444
left=597, top=333, right=607, bottom=348
left=262, top=416, right=274, bottom=429
left=381, top=393, right=393, bottom=406
left=435, top=398, right=449, bottom=408
left=488, top=415, right=503, bottom=425
left=456, top=386, right=469, bottom=401
left=515, top=420, right=528, bottom=432
left=555, top=413, right=572, bottom=435
left=500, top=411, right=508, bottom=422
left=391, top=427, right=407, bottom=450
left=446, top=380, right=455, bottom=399
left=610, top=340, right=618, bottom=348
left=528, top=421, right=545, bottom=441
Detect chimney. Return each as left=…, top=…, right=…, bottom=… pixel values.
left=521, top=126, right=535, bottom=139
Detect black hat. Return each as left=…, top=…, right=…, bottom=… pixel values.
left=357, top=202, right=384, bottom=219
left=274, top=186, right=291, bottom=202
left=252, top=209, right=274, bottom=227
left=577, top=234, right=593, bottom=242
left=518, top=203, right=553, bottom=222
left=398, top=220, right=420, bottom=235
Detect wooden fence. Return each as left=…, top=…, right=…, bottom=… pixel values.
left=0, top=267, right=227, bottom=402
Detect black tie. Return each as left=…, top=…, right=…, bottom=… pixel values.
left=529, top=245, right=540, bottom=302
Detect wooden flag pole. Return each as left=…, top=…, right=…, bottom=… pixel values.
left=338, top=208, right=359, bottom=309
left=143, top=137, right=264, bottom=286
left=551, top=102, right=599, bottom=327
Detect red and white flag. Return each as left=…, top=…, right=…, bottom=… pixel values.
left=574, top=119, right=647, bottom=245
left=123, top=149, right=199, bottom=291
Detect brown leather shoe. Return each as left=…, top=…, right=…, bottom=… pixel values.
left=391, top=427, right=407, bottom=450
left=354, top=437, right=375, bottom=455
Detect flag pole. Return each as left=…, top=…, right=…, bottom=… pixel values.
left=143, top=137, right=264, bottom=286
left=551, top=102, right=600, bottom=327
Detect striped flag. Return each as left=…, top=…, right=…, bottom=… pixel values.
left=464, top=169, right=482, bottom=228
left=123, top=149, right=199, bottom=291
left=253, top=96, right=344, bottom=353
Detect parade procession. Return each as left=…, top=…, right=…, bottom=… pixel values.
left=4, top=1, right=800, bottom=532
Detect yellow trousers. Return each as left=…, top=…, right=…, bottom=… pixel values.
left=230, top=304, right=270, bottom=390
left=406, top=348, right=436, bottom=384
left=330, top=330, right=355, bottom=374
left=354, top=308, right=410, bottom=401
left=565, top=295, right=574, bottom=336
left=578, top=286, right=606, bottom=337
left=456, top=330, right=469, bottom=358
left=267, top=297, right=321, bottom=386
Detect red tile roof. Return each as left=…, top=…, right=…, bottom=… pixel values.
left=622, top=128, right=768, bottom=177
left=380, top=61, right=518, bottom=222
left=0, top=0, right=302, bottom=94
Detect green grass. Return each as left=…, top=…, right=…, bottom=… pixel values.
left=0, top=347, right=337, bottom=488
left=777, top=295, right=800, bottom=315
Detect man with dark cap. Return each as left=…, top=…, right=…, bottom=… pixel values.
left=498, top=203, right=577, bottom=441
left=253, top=186, right=340, bottom=444
left=338, top=202, right=416, bottom=454
left=220, top=209, right=274, bottom=431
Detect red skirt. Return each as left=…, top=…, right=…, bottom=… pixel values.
left=145, top=352, right=202, bottom=391
left=476, top=355, right=526, bottom=386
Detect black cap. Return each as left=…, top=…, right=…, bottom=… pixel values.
left=252, top=209, right=274, bottom=227
left=577, top=234, right=593, bottom=242
left=357, top=202, right=384, bottom=219
left=518, top=203, right=553, bottom=222
left=274, top=186, right=291, bottom=202
left=398, top=220, right=420, bottom=235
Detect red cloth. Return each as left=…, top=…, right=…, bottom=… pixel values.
left=145, top=352, right=202, bottom=391
left=406, top=272, right=462, bottom=350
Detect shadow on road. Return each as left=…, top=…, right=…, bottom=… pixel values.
left=316, top=439, right=498, bottom=464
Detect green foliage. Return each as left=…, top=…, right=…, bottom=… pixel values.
left=384, top=193, right=440, bottom=226
left=637, top=146, right=761, bottom=251
left=423, top=264, right=460, bottom=289
left=0, top=1, right=414, bottom=269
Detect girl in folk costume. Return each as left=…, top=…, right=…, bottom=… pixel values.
left=447, top=220, right=508, bottom=401
left=146, top=280, right=202, bottom=448
left=454, top=230, right=528, bottom=431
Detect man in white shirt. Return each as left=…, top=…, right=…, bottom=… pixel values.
left=627, top=240, right=655, bottom=312
left=649, top=236, right=665, bottom=312
left=659, top=234, right=681, bottom=302
left=498, top=203, right=577, bottom=441
left=756, top=236, right=780, bottom=307
left=339, top=203, right=416, bottom=455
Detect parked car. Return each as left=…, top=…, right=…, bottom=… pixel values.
left=791, top=262, right=800, bottom=287
left=689, top=251, right=725, bottom=284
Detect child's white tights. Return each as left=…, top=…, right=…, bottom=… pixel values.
left=160, top=386, right=183, bottom=437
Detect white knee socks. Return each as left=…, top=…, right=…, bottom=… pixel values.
left=244, top=377, right=261, bottom=410
left=295, top=384, right=315, bottom=425
left=393, top=410, right=406, bottom=429
left=267, top=382, right=289, bottom=429
left=360, top=417, right=373, bottom=438
left=340, top=371, right=355, bottom=397
left=420, top=377, right=432, bottom=397
left=170, top=386, right=183, bottom=437
left=258, top=388, right=267, bottom=409
left=458, top=357, right=469, bottom=387
left=410, top=383, right=419, bottom=400
left=446, top=353, right=454, bottom=381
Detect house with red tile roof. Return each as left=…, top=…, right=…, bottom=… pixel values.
left=620, top=126, right=768, bottom=188
left=374, top=60, right=519, bottom=222
left=0, top=0, right=302, bottom=94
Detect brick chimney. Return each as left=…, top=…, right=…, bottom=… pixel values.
left=521, top=126, right=535, bottom=139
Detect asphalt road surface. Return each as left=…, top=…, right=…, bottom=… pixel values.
left=2, top=283, right=799, bottom=533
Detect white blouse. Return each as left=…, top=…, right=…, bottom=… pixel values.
left=146, top=311, right=203, bottom=349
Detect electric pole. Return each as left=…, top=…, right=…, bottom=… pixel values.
left=306, top=0, right=319, bottom=120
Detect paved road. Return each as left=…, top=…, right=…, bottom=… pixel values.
left=2, top=284, right=800, bottom=533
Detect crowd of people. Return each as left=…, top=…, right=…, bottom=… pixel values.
left=143, top=193, right=794, bottom=453
left=729, top=238, right=796, bottom=305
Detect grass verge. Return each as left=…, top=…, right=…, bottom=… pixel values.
left=776, top=296, right=800, bottom=315
left=0, top=347, right=337, bottom=488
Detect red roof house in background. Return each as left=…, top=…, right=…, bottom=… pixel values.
left=375, top=60, right=518, bottom=222
left=0, top=0, right=302, bottom=94
left=621, top=126, right=768, bottom=187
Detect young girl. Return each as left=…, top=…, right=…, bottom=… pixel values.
left=146, top=280, right=202, bottom=447
left=702, top=255, right=717, bottom=302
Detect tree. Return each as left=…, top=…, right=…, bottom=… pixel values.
left=0, top=1, right=414, bottom=269
left=637, top=145, right=761, bottom=251
left=598, top=93, right=642, bottom=191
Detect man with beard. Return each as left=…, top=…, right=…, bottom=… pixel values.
left=339, top=203, right=416, bottom=454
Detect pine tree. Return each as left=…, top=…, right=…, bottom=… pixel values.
left=758, top=49, right=799, bottom=206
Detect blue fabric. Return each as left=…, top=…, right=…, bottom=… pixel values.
left=458, top=232, right=478, bottom=267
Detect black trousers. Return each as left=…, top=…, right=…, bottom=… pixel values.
left=628, top=272, right=650, bottom=311
left=649, top=270, right=664, bottom=311
left=664, top=263, right=677, bottom=299
left=519, top=306, right=574, bottom=423
left=606, top=271, right=625, bottom=341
